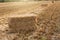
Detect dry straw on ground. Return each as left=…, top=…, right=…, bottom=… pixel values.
left=0, top=1, right=60, bottom=40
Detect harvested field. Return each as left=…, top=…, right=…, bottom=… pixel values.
left=0, top=1, right=60, bottom=40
